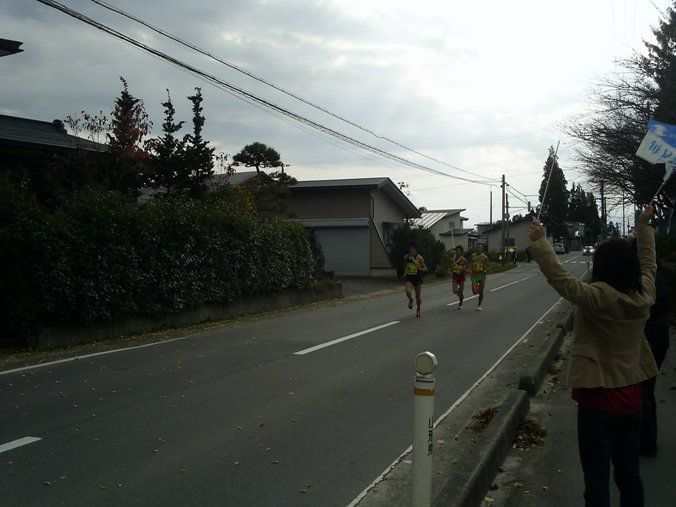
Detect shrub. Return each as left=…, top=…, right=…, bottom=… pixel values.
left=387, top=223, right=445, bottom=277
left=0, top=186, right=314, bottom=346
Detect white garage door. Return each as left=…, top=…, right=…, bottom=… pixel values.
left=316, top=227, right=370, bottom=276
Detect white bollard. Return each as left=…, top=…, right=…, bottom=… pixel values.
left=412, top=351, right=437, bottom=507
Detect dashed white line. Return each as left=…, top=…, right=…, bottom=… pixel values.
left=294, top=321, right=400, bottom=356
left=490, top=276, right=534, bottom=292
left=0, top=437, right=42, bottom=454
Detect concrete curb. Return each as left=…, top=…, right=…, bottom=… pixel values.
left=433, top=390, right=530, bottom=507
left=518, top=303, right=574, bottom=396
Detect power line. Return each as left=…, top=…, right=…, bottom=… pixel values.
left=86, top=0, right=492, bottom=182
left=37, top=0, right=497, bottom=186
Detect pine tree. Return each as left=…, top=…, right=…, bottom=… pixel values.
left=538, top=146, right=569, bottom=238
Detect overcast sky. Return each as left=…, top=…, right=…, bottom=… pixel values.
left=1, top=0, right=670, bottom=225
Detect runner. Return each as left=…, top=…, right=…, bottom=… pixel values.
left=449, top=245, right=468, bottom=309
left=403, top=241, right=427, bottom=318
left=470, top=243, right=490, bottom=311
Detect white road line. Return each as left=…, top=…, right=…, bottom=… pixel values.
left=446, top=294, right=478, bottom=306
left=0, top=334, right=197, bottom=377
left=564, top=255, right=582, bottom=264
left=345, top=297, right=563, bottom=507
left=0, top=436, right=42, bottom=454
left=490, top=276, right=534, bottom=292
left=294, top=321, right=400, bottom=356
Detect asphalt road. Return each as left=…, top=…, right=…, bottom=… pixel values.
left=0, top=254, right=588, bottom=506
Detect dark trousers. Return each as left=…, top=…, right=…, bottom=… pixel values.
left=578, top=405, right=643, bottom=507
left=640, top=346, right=667, bottom=452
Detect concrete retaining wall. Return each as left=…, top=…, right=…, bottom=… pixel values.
left=29, top=283, right=342, bottom=351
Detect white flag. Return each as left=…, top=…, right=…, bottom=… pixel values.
left=636, top=120, right=676, bottom=166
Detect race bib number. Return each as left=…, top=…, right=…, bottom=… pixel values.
left=472, top=261, right=484, bottom=272
left=453, top=264, right=464, bottom=274
left=406, top=263, right=418, bottom=275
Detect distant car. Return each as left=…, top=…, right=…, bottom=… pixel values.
left=583, top=245, right=595, bottom=256
left=553, top=243, right=566, bottom=254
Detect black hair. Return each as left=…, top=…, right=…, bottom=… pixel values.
left=455, top=245, right=464, bottom=252
left=408, top=241, right=418, bottom=250
left=592, top=238, right=642, bottom=294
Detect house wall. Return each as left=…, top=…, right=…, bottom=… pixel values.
left=371, top=188, right=408, bottom=240
left=440, top=233, right=469, bottom=252
left=290, top=188, right=371, bottom=219
left=485, top=221, right=546, bottom=252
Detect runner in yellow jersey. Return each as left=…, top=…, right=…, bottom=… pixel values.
left=403, top=241, right=427, bottom=318
left=470, top=243, right=491, bottom=311
left=448, top=245, right=468, bottom=309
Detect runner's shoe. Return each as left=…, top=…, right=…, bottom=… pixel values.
left=416, top=308, right=421, bottom=318
left=408, top=298, right=413, bottom=310
left=477, top=305, right=483, bottom=311
left=458, top=302, right=463, bottom=310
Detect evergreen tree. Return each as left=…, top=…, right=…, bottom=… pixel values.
left=538, top=146, right=569, bottom=238
left=181, top=87, right=214, bottom=196
left=149, top=90, right=185, bottom=190
left=106, top=77, right=151, bottom=195
left=232, top=142, right=283, bottom=179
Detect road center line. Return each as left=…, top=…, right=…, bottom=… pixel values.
left=446, top=294, right=478, bottom=306
left=294, top=321, right=400, bottom=356
left=490, top=276, right=534, bottom=292
left=0, top=437, right=42, bottom=454
left=564, top=255, right=582, bottom=264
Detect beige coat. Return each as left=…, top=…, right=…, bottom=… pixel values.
left=529, top=225, right=658, bottom=389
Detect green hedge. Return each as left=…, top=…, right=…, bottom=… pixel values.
left=0, top=186, right=314, bottom=346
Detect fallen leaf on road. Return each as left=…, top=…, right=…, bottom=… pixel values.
left=484, top=496, right=494, bottom=504
left=351, top=458, right=357, bottom=464
left=300, top=489, right=308, bottom=494
left=236, top=426, right=242, bottom=430
left=100, top=486, right=107, bottom=490
left=556, top=468, right=564, bottom=473
left=179, top=469, right=188, bottom=474
left=542, top=485, right=549, bottom=491
left=233, top=461, right=239, bottom=465
left=513, top=481, right=524, bottom=488
left=153, top=449, right=159, bottom=453
left=44, top=481, right=52, bottom=486
left=436, top=439, right=445, bottom=445
left=59, top=476, right=67, bottom=480
left=265, top=448, right=272, bottom=452
left=117, top=483, right=123, bottom=488
left=291, top=418, right=297, bottom=423
left=271, top=460, right=280, bottom=465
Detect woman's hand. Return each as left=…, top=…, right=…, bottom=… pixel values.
left=529, top=221, right=546, bottom=242
left=639, top=205, right=654, bottom=225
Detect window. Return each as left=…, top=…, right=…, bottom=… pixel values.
left=383, top=222, right=394, bottom=247
left=448, top=220, right=456, bottom=229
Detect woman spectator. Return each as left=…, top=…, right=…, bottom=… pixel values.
left=528, top=205, right=658, bottom=507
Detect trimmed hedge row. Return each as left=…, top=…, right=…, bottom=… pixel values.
left=0, top=186, right=314, bottom=346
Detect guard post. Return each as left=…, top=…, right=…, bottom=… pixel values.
left=412, top=351, right=437, bottom=507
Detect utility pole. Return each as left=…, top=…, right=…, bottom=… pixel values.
left=505, top=193, right=510, bottom=252
left=600, top=181, right=606, bottom=239
left=622, top=191, right=626, bottom=237
left=501, top=175, right=506, bottom=264
left=489, top=190, right=493, bottom=229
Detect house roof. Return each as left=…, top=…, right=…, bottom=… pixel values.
left=0, top=114, right=106, bottom=152
left=413, top=208, right=467, bottom=229
left=292, top=218, right=369, bottom=228
left=291, top=177, right=421, bottom=218
left=0, top=38, right=23, bottom=58
left=439, top=228, right=474, bottom=236
left=209, top=171, right=258, bottom=187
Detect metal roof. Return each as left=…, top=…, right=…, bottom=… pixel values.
left=292, top=218, right=369, bottom=228
left=412, top=209, right=467, bottom=229
left=439, top=228, right=474, bottom=236
left=291, top=177, right=420, bottom=218
left=0, top=114, right=105, bottom=151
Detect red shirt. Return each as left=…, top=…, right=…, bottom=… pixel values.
left=572, top=384, right=642, bottom=415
